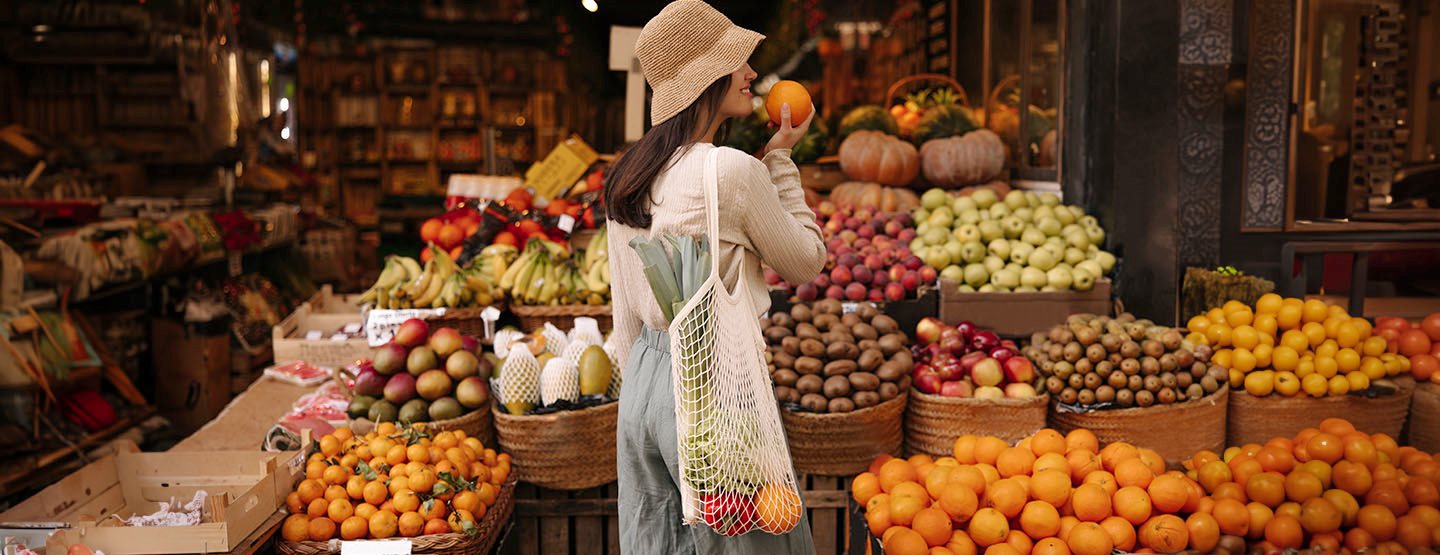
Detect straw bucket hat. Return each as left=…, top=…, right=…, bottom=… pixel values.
left=635, top=0, right=764, bottom=126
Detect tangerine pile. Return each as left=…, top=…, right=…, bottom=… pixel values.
left=855, top=427, right=1215, bottom=555
left=280, top=423, right=510, bottom=542
left=1187, top=295, right=1412, bottom=398
left=1182, top=417, right=1440, bottom=552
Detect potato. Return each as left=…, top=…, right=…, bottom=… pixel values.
left=876, top=361, right=907, bottom=382
left=851, top=323, right=878, bottom=341
left=878, top=382, right=900, bottom=401
left=780, top=336, right=801, bottom=356
left=764, top=326, right=792, bottom=343
left=795, top=323, right=821, bottom=340
left=771, top=369, right=799, bottom=387
left=853, top=391, right=880, bottom=408
left=774, top=386, right=799, bottom=404
left=800, top=393, right=829, bottom=412
left=848, top=372, right=880, bottom=391
left=770, top=312, right=794, bottom=329
left=857, top=350, right=884, bottom=372
left=825, top=342, right=859, bottom=361
left=790, top=304, right=812, bottom=323
left=871, top=314, right=899, bottom=335
left=823, top=375, right=852, bottom=398
left=795, top=374, right=823, bottom=395
left=799, top=339, right=826, bottom=358
left=877, top=335, right=904, bottom=356
left=812, top=313, right=840, bottom=330
left=823, top=360, right=857, bottom=377
left=771, top=351, right=796, bottom=370
left=794, top=356, right=823, bottom=375
left=828, top=397, right=855, bottom=413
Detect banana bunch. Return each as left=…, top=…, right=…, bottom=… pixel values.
left=362, top=246, right=514, bottom=309
left=504, top=233, right=611, bottom=306
left=580, top=227, right=610, bottom=300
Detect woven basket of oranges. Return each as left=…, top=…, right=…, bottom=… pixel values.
left=275, top=422, right=514, bottom=555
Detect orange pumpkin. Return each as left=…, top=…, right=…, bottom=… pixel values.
left=838, top=131, right=920, bottom=186
left=828, top=182, right=921, bottom=213
left=918, top=129, right=1006, bottom=188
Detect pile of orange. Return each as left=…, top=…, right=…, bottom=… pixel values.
left=854, top=427, right=1215, bottom=555
left=1181, top=417, right=1440, bottom=552
left=279, top=423, right=510, bottom=542
left=1187, top=294, right=1412, bottom=398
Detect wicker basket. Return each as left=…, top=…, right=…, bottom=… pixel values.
left=904, top=391, right=1049, bottom=457
left=430, top=306, right=502, bottom=338
left=493, top=401, right=617, bottom=490
left=1228, top=377, right=1416, bottom=447
left=510, top=304, right=612, bottom=332
left=337, top=367, right=495, bottom=447
left=783, top=393, right=907, bottom=476
left=1407, top=382, right=1440, bottom=453
left=1049, top=388, right=1229, bottom=466
left=276, top=477, right=516, bottom=555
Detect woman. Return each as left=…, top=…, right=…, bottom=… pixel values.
left=604, top=1, right=827, bottom=553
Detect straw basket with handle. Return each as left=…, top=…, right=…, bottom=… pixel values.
left=334, top=365, right=495, bottom=447
left=886, top=74, right=972, bottom=114
left=277, top=478, right=516, bottom=555
left=905, top=392, right=1049, bottom=456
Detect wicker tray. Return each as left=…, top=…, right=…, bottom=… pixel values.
left=1407, top=382, right=1440, bottom=453
left=1228, top=377, right=1416, bottom=447
left=904, top=391, right=1049, bottom=457
left=276, top=477, right=516, bottom=555
left=430, top=306, right=502, bottom=338
left=493, top=401, right=618, bottom=490
left=783, top=393, right=907, bottom=476
left=1049, top=387, right=1229, bottom=466
left=510, top=304, right=612, bottom=332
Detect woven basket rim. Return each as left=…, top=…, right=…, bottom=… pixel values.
left=1230, top=376, right=1417, bottom=404
left=782, top=391, right=907, bottom=422
left=276, top=477, right=516, bottom=554
left=910, top=389, right=1051, bottom=408
left=423, top=407, right=488, bottom=427
left=491, top=398, right=618, bottom=423
left=1051, top=386, right=1229, bottom=418
left=509, top=304, right=613, bottom=316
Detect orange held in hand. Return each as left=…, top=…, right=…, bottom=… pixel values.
left=765, top=81, right=812, bottom=126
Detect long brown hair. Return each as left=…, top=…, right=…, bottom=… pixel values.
left=605, top=77, right=731, bottom=228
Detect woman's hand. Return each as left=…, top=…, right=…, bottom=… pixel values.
left=762, top=102, right=816, bottom=157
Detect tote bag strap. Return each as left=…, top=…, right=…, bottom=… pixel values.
left=701, top=147, right=723, bottom=278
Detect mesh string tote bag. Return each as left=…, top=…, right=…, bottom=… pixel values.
left=667, top=148, right=804, bottom=536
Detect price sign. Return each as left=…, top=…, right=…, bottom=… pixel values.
left=365, top=308, right=448, bottom=346
left=841, top=302, right=859, bottom=314
left=304, top=330, right=324, bottom=341
left=557, top=214, right=576, bottom=233
left=341, top=539, right=412, bottom=555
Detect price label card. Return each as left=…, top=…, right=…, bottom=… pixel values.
left=342, top=323, right=364, bottom=334
left=304, top=330, right=324, bottom=340
left=365, top=308, right=448, bottom=346
left=841, top=302, right=859, bottom=314
left=341, top=539, right=411, bottom=555
left=557, top=214, right=576, bottom=233
left=228, top=252, right=243, bottom=277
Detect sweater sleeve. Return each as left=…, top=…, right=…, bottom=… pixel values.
left=722, top=148, right=826, bottom=285
left=605, top=226, right=642, bottom=372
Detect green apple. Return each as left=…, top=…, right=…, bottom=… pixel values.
left=1005, top=262, right=1023, bottom=275
left=914, top=207, right=931, bottom=223
left=971, top=188, right=999, bottom=209
left=923, top=226, right=949, bottom=246
left=1076, top=260, right=1104, bottom=279
left=1015, top=285, right=1038, bottom=293
left=1024, top=191, right=1041, bottom=208
left=987, top=238, right=1011, bottom=260
left=988, top=202, right=1011, bottom=220
left=1036, top=216, right=1062, bottom=237
left=921, top=188, right=948, bottom=210
left=1013, top=207, right=1034, bottom=223
left=953, top=224, right=981, bottom=243
left=1068, top=205, right=1085, bottom=220
left=1055, top=207, right=1076, bottom=226
left=958, top=284, right=976, bottom=292
left=958, top=209, right=982, bottom=225
left=1028, top=248, right=1058, bottom=271
left=1080, top=215, right=1098, bottom=228
left=951, top=195, right=977, bottom=214
left=1071, top=267, right=1096, bottom=291
left=1065, top=247, right=1087, bottom=266
left=1046, top=267, right=1073, bottom=290
left=1039, top=192, right=1061, bottom=206
left=963, top=263, right=989, bottom=287
left=943, top=240, right=965, bottom=265
left=1084, top=225, right=1105, bottom=245
left=1004, top=190, right=1028, bottom=210
left=909, top=238, right=926, bottom=253
left=1009, top=242, right=1035, bottom=265
left=923, top=246, right=952, bottom=269
left=926, top=207, right=953, bottom=228
left=991, top=268, right=1020, bottom=289
left=1001, top=216, right=1026, bottom=239
left=960, top=241, right=987, bottom=264
left=1045, top=236, right=1067, bottom=251
left=978, top=220, right=1004, bottom=243
left=1021, top=227, right=1047, bottom=247
left=940, top=264, right=966, bottom=284
left=1065, top=229, right=1091, bottom=250
left=1095, top=251, right=1117, bottom=273
left=983, top=256, right=1006, bottom=274
left=1021, top=267, right=1048, bottom=289
left=978, top=284, right=996, bottom=292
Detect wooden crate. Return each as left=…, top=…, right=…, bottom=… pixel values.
left=938, top=277, right=1113, bottom=338
left=498, top=477, right=861, bottom=554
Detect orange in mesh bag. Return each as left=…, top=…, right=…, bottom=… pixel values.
left=630, top=148, right=804, bottom=536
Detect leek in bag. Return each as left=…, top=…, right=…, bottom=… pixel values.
left=629, top=148, right=803, bottom=536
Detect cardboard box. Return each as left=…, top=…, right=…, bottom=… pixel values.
left=151, top=319, right=231, bottom=434
left=938, top=278, right=1113, bottom=338
left=272, top=302, right=369, bottom=369
left=0, top=441, right=301, bottom=554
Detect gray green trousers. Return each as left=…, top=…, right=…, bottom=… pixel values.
left=618, top=328, right=814, bottom=554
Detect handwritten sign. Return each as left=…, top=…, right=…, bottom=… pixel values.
left=341, top=539, right=412, bottom=555
left=365, top=308, right=449, bottom=346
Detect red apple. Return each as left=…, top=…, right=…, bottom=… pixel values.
left=830, top=266, right=853, bottom=286
left=796, top=283, right=819, bottom=301
left=888, top=266, right=906, bottom=283
left=852, top=265, right=873, bottom=285
left=940, top=380, right=973, bottom=398
left=884, top=283, right=906, bottom=302
left=915, top=317, right=946, bottom=346
left=1004, top=382, right=1038, bottom=398
left=971, top=331, right=1001, bottom=353
left=764, top=268, right=783, bottom=286
left=1004, top=357, right=1036, bottom=384
left=971, top=357, right=1004, bottom=387
left=919, top=266, right=938, bottom=284
left=914, top=369, right=943, bottom=394
left=837, top=253, right=860, bottom=268
left=904, top=256, right=923, bottom=271
left=989, top=346, right=1016, bottom=364
left=955, top=321, right=978, bottom=340
left=974, top=386, right=1005, bottom=400
left=902, top=271, right=920, bottom=291
left=825, top=285, right=845, bottom=300
left=844, top=282, right=867, bottom=301
left=936, top=357, right=964, bottom=381
left=959, top=351, right=988, bottom=373
left=867, top=289, right=884, bottom=303
left=939, top=331, right=968, bottom=357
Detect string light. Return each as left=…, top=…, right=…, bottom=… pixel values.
left=581, top=0, right=598, bottom=13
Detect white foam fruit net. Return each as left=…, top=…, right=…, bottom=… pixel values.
left=666, top=148, right=803, bottom=537
left=495, top=348, right=540, bottom=410
left=539, top=357, right=580, bottom=405
left=602, top=339, right=623, bottom=398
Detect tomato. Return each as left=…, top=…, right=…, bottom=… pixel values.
left=1376, top=317, right=1410, bottom=331
left=1398, top=329, right=1433, bottom=357
left=1422, top=313, right=1440, bottom=342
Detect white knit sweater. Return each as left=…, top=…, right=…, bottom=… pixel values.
left=606, top=144, right=826, bottom=366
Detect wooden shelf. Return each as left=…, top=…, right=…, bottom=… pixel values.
left=0, top=407, right=157, bottom=502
